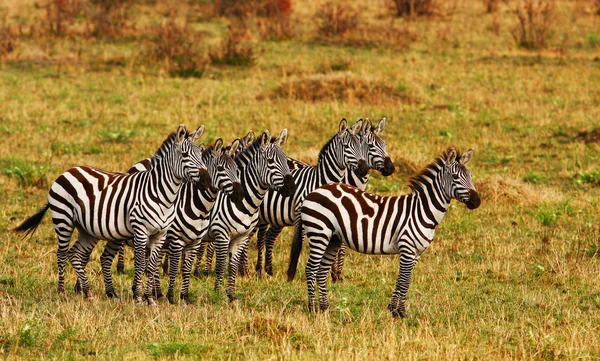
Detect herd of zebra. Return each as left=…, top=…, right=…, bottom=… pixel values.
left=13, top=118, right=480, bottom=318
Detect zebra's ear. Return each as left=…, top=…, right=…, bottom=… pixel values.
left=275, top=129, right=288, bottom=146
left=374, top=117, right=386, bottom=135
left=176, top=124, right=187, bottom=144
left=213, top=138, right=224, bottom=156
left=228, top=138, right=240, bottom=157
left=244, top=130, right=255, bottom=144
left=361, top=118, right=372, bottom=134
left=189, top=125, right=205, bottom=143
left=261, top=130, right=271, bottom=150
left=445, top=148, right=457, bottom=165
left=350, top=119, right=363, bottom=135
left=198, top=144, right=206, bottom=153
left=460, top=149, right=474, bottom=165
left=338, top=118, right=348, bottom=135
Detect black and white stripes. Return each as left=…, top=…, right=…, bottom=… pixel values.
left=299, top=147, right=480, bottom=317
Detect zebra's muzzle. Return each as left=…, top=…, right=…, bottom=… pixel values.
left=356, top=159, right=370, bottom=178
left=229, top=182, right=244, bottom=204
left=465, top=189, right=481, bottom=209
left=196, top=169, right=212, bottom=190
left=279, top=174, right=296, bottom=197
left=380, top=157, right=395, bottom=176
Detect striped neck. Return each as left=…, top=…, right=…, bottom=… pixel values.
left=345, top=168, right=369, bottom=190
left=238, top=161, right=269, bottom=213
left=409, top=162, right=452, bottom=226
left=149, top=150, right=183, bottom=207
left=316, top=138, right=347, bottom=185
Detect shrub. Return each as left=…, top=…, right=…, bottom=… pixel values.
left=577, top=170, right=600, bottom=186
left=316, top=2, right=359, bottom=38
left=44, top=0, right=86, bottom=36
left=210, top=23, right=256, bottom=66
left=389, top=0, right=439, bottom=17
left=256, top=0, right=294, bottom=40
left=483, top=0, right=500, bottom=13
left=1, top=159, right=53, bottom=188
left=86, top=0, right=132, bottom=39
left=145, top=18, right=209, bottom=77
left=511, top=0, right=554, bottom=50
left=0, top=18, right=17, bottom=62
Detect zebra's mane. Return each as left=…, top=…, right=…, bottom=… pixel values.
left=408, top=147, right=461, bottom=191
left=234, top=134, right=265, bottom=168
left=150, top=131, right=190, bottom=165
left=317, top=133, right=339, bottom=163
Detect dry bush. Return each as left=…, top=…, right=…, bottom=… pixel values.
left=144, top=18, right=209, bottom=77
left=477, top=176, right=561, bottom=207
left=511, top=0, right=555, bottom=49
left=210, top=24, right=256, bottom=66
left=389, top=0, right=439, bottom=17
left=256, top=0, right=294, bottom=40
left=596, top=0, right=600, bottom=16
left=0, top=19, right=18, bottom=62
left=269, top=73, right=413, bottom=104
left=44, top=0, right=86, bottom=36
left=316, top=2, right=359, bottom=38
left=483, top=0, right=500, bottom=13
left=86, top=0, right=132, bottom=39
left=346, top=23, right=417, bottom=49
left=215, top=0, right=256, bottom=19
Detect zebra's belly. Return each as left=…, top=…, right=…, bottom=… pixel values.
left=340, top=233, right=398, bottom=255
left=169, top=218, right=210, bottom=244
left=206, top=212, right=259, bottom=241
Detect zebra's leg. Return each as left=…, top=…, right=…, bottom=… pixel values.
left=116, top=244, right=125, bottom=274
left=205, top=242, right=215, bottom=275
left=255, top=222, right=268, bottom=277
left=52, top=216, right=75, bottom=295
left=331, top=242, right=347, bottom=283
left=131, top=231, right=149, bottom=304
left=237, top=244, right=249, bottom=278
left=226, top=236, right=249, bottom=302
left=100, top=241, right=124, bottom=299
left=316, top=242, right=341, bottom=312
left=193, top=242, right=206, bottom=278
left=388, top=253, right=417, bottom=318
left=213, top=233, right=230, bottom=295
left=179, top=244, right=199, bottom=305
left=144, top=234, right=167, bottom=306
left=152, top=245, right=166, bottom=299
left=68, top=232, right=99, bottom=298
left=264, top=226, right=283, bottom=277
left=305, top=232, right=332, bottom=313
left=166, top=239, right=183, bottom=305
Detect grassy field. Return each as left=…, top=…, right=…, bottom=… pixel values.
left=1, top=0, right=600, bottom=359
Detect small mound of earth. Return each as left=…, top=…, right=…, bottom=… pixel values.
left=267, top=73, right=414, bottom=104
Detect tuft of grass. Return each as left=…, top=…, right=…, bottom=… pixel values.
left=1, top=158, right=53, bottom=188
left=389, top=0, right=439, bottom=17
left=147, top=342, right=205, bottom=357
left=210, top=23, right=256, bottom=67
left=577, top=170, right=600, bottom=186
left=315, top=2, right=359, bottom=38
left=522, top=171, right=549, bottom=184
left=97, top=128, right=135, bottom=143
left=588, top=33, right=600, bottom=48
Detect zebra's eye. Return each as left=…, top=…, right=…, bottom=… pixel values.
left=452, top=174, right=459, bottom=180
left=181, top=151, right=189, bottom=157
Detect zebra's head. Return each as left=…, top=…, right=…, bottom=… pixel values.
left=442, top=148, right=480, bottom=210
left=226, top=130, right=254, bottom=157
left=258, top=129, right=296, bottom=197
left=338, top=119, right=370, bottom=177
left=173, top=124, right=211, bottom=188
left=203, top=138, right=243, bottom=203
left=364, top=118, right=395, bottom=177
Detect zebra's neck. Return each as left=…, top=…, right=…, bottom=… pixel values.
left=238, top=161, right=269, bottom=214
left=316, top=140, right=347, bottom=185
left=345, top=168, right=369, bottom=190
left=410, top=167, right=452, bottom=227
left=149, top=151, right=183, bottom=207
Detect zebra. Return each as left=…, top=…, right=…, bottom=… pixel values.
left=13, top=125, right=211, bottom=305
left=97, top=138, right=244, bottom=303
left=298, top=147, right=481, bottom=317
left=253, top=118, right=394, bottom=279
left=193, top=131, right=255, bottom=278
left=204, top=129, right=296, bottom=301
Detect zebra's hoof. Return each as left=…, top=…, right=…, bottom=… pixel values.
left=389, top=308, right=406, bottom=318
left=265, top=267, right=273, bottom=277
left=167, top=293, right=175, bottom=305
left=193, top=268, right=202, bottom=278
left=116, top=265, right=125, bottom=274
left=147, top=298, right=158, bottom=307
left=106, top=292, right=120, bottom=299
left=307, top=304, right=317, bottom=313
left=134, top=296, right=144, bottom=304
left=227, top=294, right=237, bottom=303
left=181, top=295, right=192, bottom=305
left=74, top=281, right=82, bottom=294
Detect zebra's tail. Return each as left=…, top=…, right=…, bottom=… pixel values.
left=286, top=219, right=304, bottom=282
left=13, top=203, right=50, bottom=238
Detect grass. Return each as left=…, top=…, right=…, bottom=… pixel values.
left=1, top=0, right=600, bottom=359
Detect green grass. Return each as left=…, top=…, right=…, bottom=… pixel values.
left=1, top=0, right=600, bottom=359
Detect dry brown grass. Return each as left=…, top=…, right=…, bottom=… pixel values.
left=388, top=0, right=439, bottom=17
left=210, top=23, right=256, bottom=67
left=0, top=18, right=18, bottom=62
left=268, top=73, right=414, bottom=104
left=315, top=1, right=359, bottom=38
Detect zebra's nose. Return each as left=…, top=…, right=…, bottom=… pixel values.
left=197, top=169, right=212, bottom=190
left=279, top=174, right=296, bottom=197
left=230, top=182, right=244, bottom=204
left=380, top=157, right=395, bottom=176
left=356, top=159, right=370, bottom=177
left=466, top=189, right=481, bottom=209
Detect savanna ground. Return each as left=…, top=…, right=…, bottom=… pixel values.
left=1, top=0, right=600, bottom=359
